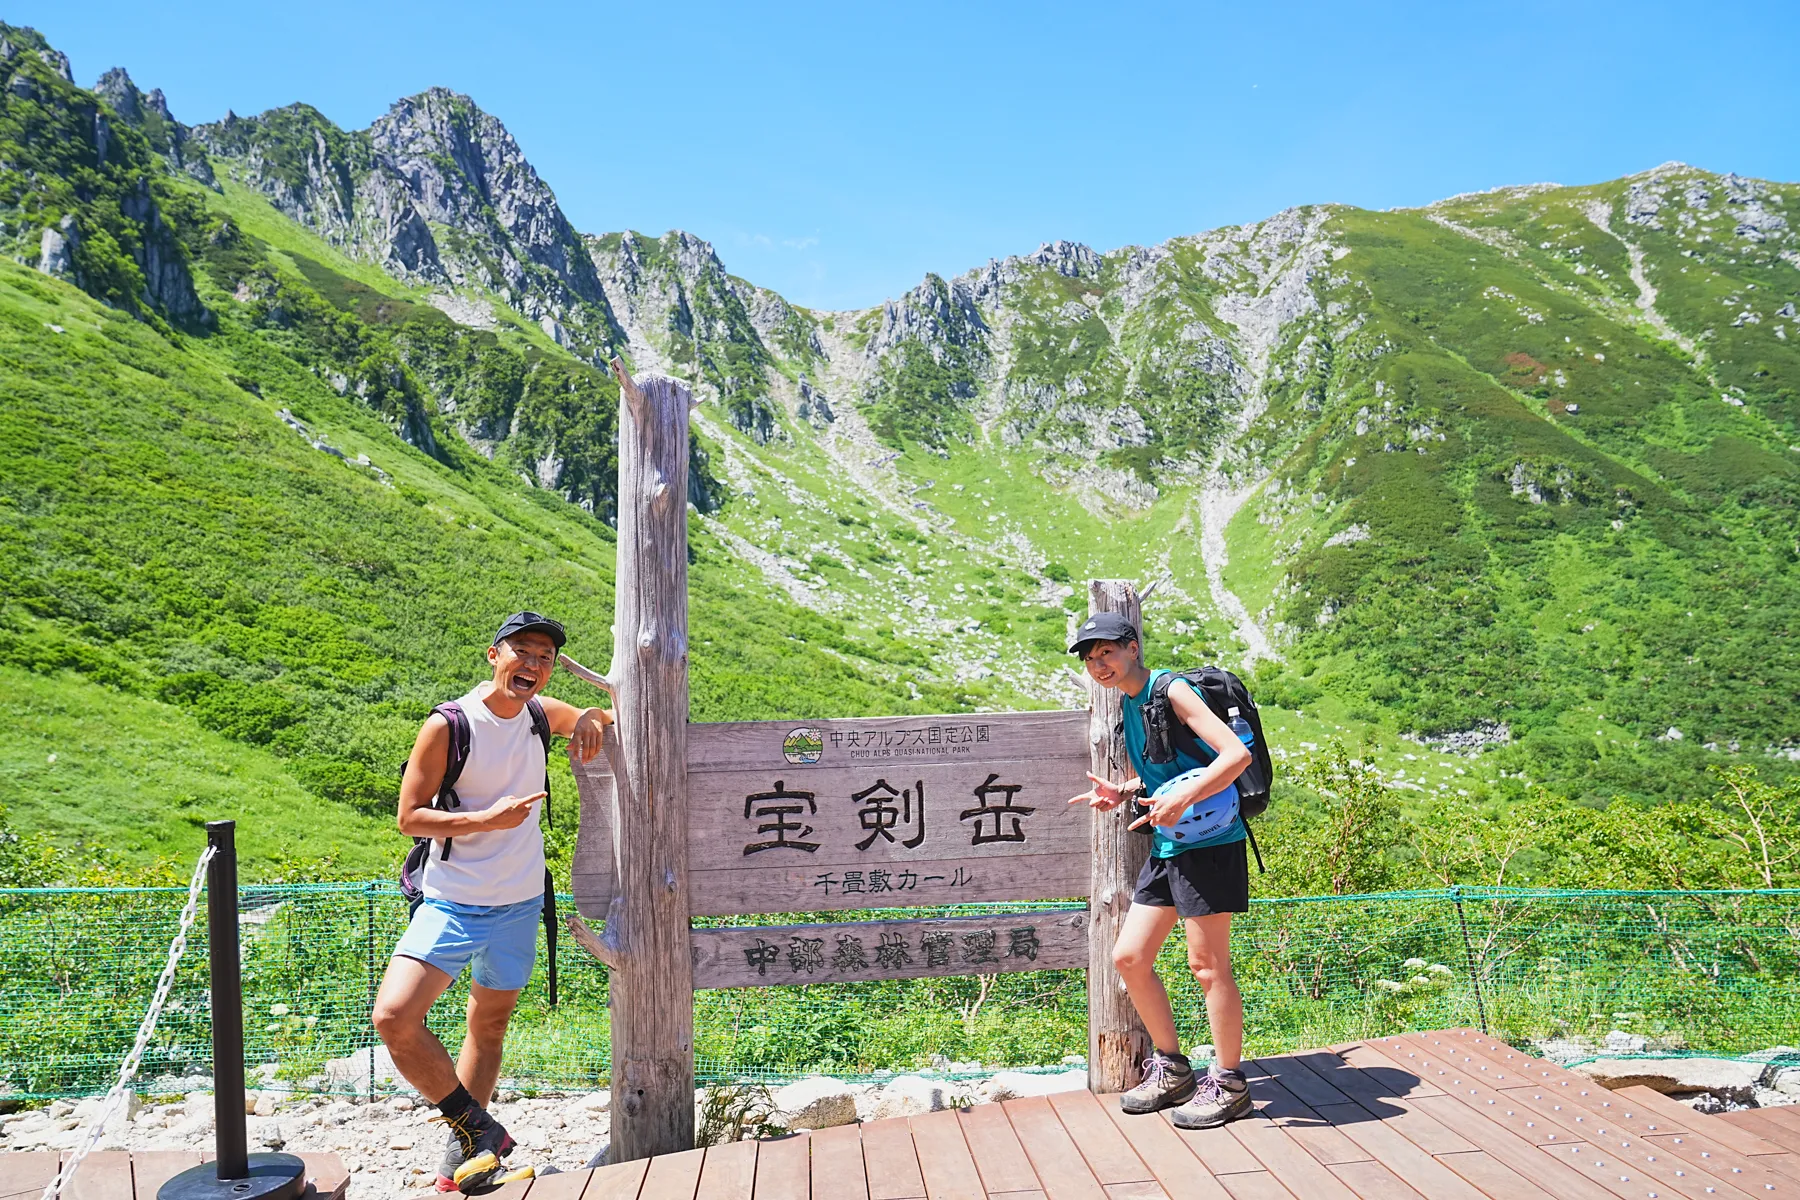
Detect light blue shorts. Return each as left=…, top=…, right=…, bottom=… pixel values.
left=395, top=895, right=542, bottom=991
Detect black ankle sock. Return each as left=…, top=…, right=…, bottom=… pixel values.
left=436, top=1084, right=476, bottom=1118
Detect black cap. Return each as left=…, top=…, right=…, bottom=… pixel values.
left=493, top=611, right=567, bottom=650
left=1068, top=612, right=1140, bottom=655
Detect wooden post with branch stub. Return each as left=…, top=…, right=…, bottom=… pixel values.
left=1085, top=579, right=1151, bottom=1093
left=602, top=359, right=697, bottom=1161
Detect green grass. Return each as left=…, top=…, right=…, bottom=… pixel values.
left=3, top=667, right=401, bottom=876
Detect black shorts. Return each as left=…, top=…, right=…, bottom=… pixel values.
left=1133, top=840, right=1250, bottom=918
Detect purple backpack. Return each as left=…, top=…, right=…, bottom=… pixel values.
left=397, top=697, right=560, bottom=1002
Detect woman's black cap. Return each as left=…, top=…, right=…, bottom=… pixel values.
left=493, top=611, right=567, bottom=650
left=1068, top=612, right=1140, bottom=655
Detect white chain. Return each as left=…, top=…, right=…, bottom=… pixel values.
left=40, top=844, right=219, bottom=1200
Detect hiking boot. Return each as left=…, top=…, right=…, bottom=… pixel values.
left=1170, top=1068, right=1253, bottom=1129
left=458, top=1166, right=535, bottom=1195
left=430, top=1106, right=516, bottom=1192
left=1119, top=1051, right=1197, bottom=1115
left=434, top=1128, right=467, bottom=1194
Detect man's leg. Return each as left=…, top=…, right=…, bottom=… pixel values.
left=1111, top=902, right=1182, bottom=1054
left=1183, top=913, right=1243, bottom=1070
left=372, top=955, right=461, bottom=1100
left=457, top=984, right=521, bottom=1106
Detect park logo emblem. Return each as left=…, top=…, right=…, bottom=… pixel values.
left=782, top=727, right=824, bottom=764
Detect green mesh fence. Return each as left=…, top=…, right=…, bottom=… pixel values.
left=2, top=884, right=1795, bottom=1099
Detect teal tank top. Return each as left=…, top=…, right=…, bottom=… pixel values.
left=1122, top=670, right=1247, bottom=858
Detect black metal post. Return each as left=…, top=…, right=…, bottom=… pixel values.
left=207, top=821, right=249, bottom=1180
left=160, top=822, right=307, bottom=1200
left=1451, top=886, right=1491, bottom=1035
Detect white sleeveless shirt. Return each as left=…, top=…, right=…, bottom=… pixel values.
left=420, top=685, right=548, bottom=906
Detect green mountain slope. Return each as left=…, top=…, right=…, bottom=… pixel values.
left=2, top=21, right=1795, bottom=882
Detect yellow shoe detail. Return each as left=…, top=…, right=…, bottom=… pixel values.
left=452, top=1151, right=499, bottom=1188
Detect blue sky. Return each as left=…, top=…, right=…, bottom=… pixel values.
left=34, top=1, right=1800, bottom=310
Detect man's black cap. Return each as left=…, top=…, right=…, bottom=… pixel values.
left=493, top=611, right=567, bottom=650
left=1068, top=612, right=1140, bottom=655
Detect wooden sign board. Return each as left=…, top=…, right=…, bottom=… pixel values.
left=690, top=908, right=1088, bottom=989
left=573, top=709, right=1092, bottom=919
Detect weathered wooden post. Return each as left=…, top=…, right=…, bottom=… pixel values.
left=1086, top=580, right=1151, bottom=1093
left=603, top=360, right=696, bottom=1161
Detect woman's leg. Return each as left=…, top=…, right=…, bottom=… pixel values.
left=1183, top=912, right=1243, bottom=1071
left=1112, top=902, right=1183, bottom=1054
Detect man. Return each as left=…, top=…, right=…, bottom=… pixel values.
left=1066, top=612, right=1254, bottom=1128
left=372, top=612, right=610, bottom=1192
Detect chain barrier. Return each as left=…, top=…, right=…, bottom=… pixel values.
left=38, top=844, right=218, bottom=1200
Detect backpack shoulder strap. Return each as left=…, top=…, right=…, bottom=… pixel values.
left=526, top=697, right=553, bottom=828
left=432, top=701, right=472, bottom=793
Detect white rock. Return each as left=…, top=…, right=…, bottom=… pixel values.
left=254, top=1092, right=278, bottom=1117
left=774, top=1076, right=859, bottom=1130
left=1772, top=1067, right=1800, bottom=1096
left=870, top=1076, right=947, bottom=1121
left=1571, top=1057, right=1761, bottom=1102
left=565, top=1090, right=610, bottom=1116
left=389, top=1095, right=415, bottom=1113
left=978, top=1070, right=1088, bottom=1102
left=1604, top=1030, right=1647, bottom=1053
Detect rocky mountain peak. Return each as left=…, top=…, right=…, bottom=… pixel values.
left=1026, top=239, right=1102, bottom=279
left=93, top=66, right=215, bottom=187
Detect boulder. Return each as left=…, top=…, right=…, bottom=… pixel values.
left=774, top=1076, right=858, bottom=1130
left=1570, top=1057, right=1762, bottom=1102
left=1604, top=1030, right=1647, bottom=1053
left=976, top=1070, right=1088, bottom=1103
left=869, top=1076, right=947, bottom=1121
left=322, top=1044, right=402, bottom=1093
left=1769, top=1067, right=1800, bottom=1097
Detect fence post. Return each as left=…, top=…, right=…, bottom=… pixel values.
left=365, top=882, right=377, bottom=1100
left=1086, top=580, right=1152, bottom=1093
left=1450, top=886, right=1490, bottom=1035
left=605, top=362, right=696, bottom=1161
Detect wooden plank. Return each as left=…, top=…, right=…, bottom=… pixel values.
left=861, top=1117, right=928, bottom=1200
left=1098, top=1095, right=1236, bottom=1200
left=958, top=1100, right=1044, bottom=1194
left=1240, top=1065, right=1367, bottom=1166
left=1083, top=582, right=1150, bottom=1096
left=1381, top=1032, right=1584, bottom=1147
left=521, top=1167, right=591, bottom=1200
left=694, top=1139, right=757, bottom=1200
left=1756, top=1106, right=1800, bottom=1137
left=1612, top=1085, right=1779, bottom=1152
left=1407, top=1095, right=1630, bottom=1200
left=1279, top=1049, right=1474, bottom=1155
left=751, top=1134, right=811, bottom=1199
left=1310, top=1042, right=1444, bottom=1097
left=1248, top=1057, right=1351, bottom=1111
left=686, top=711, right=1090, bottom=773
left=638, top=1145, right=707, bottom=1200
left=128, top=1151, right=203, bottom=1198
left=484, top=1175, right=537, bottom=1200
left=601, top=365, right=699, bottom=1162
left=1211, top=1174, right=1296, bottom=1200
left=60, top=1150, right=135, bottom=1200
left=988, top=1193, right=1049, bottom=1200
left=1326, top=1161, right=1429, bottom=1200
left=586, top=1159, right=651, bottom=1200
left=1713, top=1109, right=1800, bottom=1156
left=1645, top=1132, right=1800, bottom=1200
left=1003, top=1096, right=1109, bottom=1200
left=908, top=1109, right=986, bottom=1200
left=1158, top=1109, right=1263, bottom=1178
left=0, top=1152, right=65, bottom=1200
left=691, top=909, right=1087, bottom=989
left=1224, top=1116, right=1360, bottom=1200
left=1300, top=1107, right=1491, bottom=1200
left=1101, top=1185, right=1169, bottom=1199
left=1539, top=1138, right=1763, bottom=1200
left=1046, top=1089, right=1154, bottom=1185
left=810, top=1124, right=869, bottom=1200
left=296, top=1153, right=350, bottom=1200
left=1433, top=1150, right=1560, bottom=1200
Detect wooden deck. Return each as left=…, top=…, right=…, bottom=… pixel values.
left=506, top=1028, right=1800, bottom=1199
left=0, top=1150, right=348, bottom=1200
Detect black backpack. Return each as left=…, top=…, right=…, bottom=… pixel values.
left=1130, top=667, right=1274, bottom=871
left=397, top=697, right=562, bottom=1003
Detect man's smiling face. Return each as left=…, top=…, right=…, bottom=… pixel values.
left=489, top=631, right=557, bottom=701
left=1081, top=638, right=1139, bottom=690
